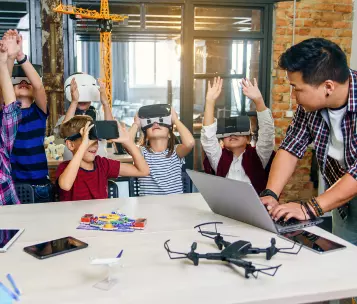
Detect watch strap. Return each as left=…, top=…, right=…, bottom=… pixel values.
left=259, top=189, right=279, bottom=201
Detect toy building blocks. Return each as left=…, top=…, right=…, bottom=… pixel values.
left=77, top=211, right=146, bottom=233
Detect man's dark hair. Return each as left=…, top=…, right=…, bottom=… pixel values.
left=278, top=38, right=350, bottom=86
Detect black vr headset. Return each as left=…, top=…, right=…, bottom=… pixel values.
left=11, top=64, right=43, bottom=85
left=138, top=104, right=172, bottom=132
left=65, top=121, right=119, bottom=141
left=216, top=116, right=251, bottom=139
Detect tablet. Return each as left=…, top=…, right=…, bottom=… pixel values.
left=279, top=230, right=346, bottom=254
left=0, top=229, right=24, bottom=253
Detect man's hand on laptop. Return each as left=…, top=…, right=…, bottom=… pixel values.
left=270, top=202, right=310, bottom=222
left=260, top=196, right=279, bottom=214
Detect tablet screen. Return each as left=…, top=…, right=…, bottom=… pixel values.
left=0, top=229, right=21, bottom=250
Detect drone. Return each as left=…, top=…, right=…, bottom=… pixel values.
left=164, top=222, right=302, bottom=278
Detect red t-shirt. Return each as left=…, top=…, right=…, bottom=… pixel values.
left=56, top=156, right=120, bottom=202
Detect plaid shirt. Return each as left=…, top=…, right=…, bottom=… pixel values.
left=280, top=69, right=357, bottom=219
left=0, top=101, right=22, bottom=205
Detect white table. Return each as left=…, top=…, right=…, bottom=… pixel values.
left=0, top=193, right=357, bottom=304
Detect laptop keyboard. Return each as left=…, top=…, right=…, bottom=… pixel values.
left=276, top=218, right=300, bottom=227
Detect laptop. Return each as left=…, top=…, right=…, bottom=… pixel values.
left=187, top=170, right=323, bottom=234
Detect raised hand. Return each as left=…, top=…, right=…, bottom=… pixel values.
left=0, top=41, right=9, bottom=64
left=241, top=78, right=263, bottom=103
left=206, top=77, right=223, bottom=104
left=134, top=113, right=141, bottom=129
left=2, top=32, right=19, bottom=60
left=171, top=107, right=179, bottom=125
left=70, top=78, right=79, bottom=102
left=79, top=121, right=95, bottom=148
left=113, top=122, right=133, bottom=146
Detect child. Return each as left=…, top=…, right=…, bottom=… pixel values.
left=54, top=73, right=114, bottom=160
left=3, top=29, right=51, bottom=203
left=130, top=105, right=195, bottom=196
left=57, top=115, right=149, bottom=201
left=201, top=77, right=275, bottom=194
left=0, top=39, right=22, bottom=205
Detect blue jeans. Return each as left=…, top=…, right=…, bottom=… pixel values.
left=32, top=184, right=53, bottom=203
left=332, top=196, right=357, bottom=246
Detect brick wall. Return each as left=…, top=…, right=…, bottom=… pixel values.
left=271, top=0, right=353, bottom=201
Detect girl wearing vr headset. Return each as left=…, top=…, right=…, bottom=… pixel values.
left=130, top=106, right=195, bottom=196
left=201, top=77, right=275, bottom=194
left=3, top=29, right=51, bottom=203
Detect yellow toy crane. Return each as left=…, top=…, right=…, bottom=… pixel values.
left=53, top=0, right=128, bottom=107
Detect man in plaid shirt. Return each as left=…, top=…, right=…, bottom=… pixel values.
left=260, top=38, right=357, bottom=245
left=0, top=38, right=22, bottom=205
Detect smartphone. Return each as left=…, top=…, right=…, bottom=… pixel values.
left=94, top=121, right=119, bottom=140
left=279, top=230, right=346, bottom=254
left=23, top=236, right=88, bottom=259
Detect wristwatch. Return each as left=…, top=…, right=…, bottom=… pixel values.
left=16, top=54, right=27, bottom=65
left=259, top=189, right=279, bottom=201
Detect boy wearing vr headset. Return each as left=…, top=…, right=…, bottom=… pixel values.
left=0, top=39, right=23, bottom=205
left=54, top=72, right=114, bottom=160
left=3, top=30, right=51, bottom=203
left=130, top=104, right=195, bottom=196
left=56, top=115, right=149, bottom=201
left=201, top=77, right=275, bottom=194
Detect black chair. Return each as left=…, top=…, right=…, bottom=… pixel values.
left=182, top=171, right=192, bottom=193
left=129, top=177, right=140, bottom=197
left=108, top=180, right=119, bottom=198
left=15, top=184, right=35, bottom=204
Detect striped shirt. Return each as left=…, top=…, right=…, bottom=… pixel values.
left=280, top=69, right=357, bottom=219
left=0, top=101, right=22, bottom=205
left=138, top=146, right=184, bottom=196
left=11, top=103, right=49, bottom=184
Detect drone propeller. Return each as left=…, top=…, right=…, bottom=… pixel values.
left=199, top=230, right=239, bottom=238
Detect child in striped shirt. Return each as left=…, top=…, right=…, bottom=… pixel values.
left=130, top=106, right=195, bottom=196
left=0, top=39, right=22, bottom=205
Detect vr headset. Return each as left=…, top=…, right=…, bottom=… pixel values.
left=11, top=64, right=43, bottom=85
left=138, top=104, right=172, bottom=132
left=216, top=116, right=251, bottom=139
left=65, top=121, right=119, bottom=141
left=64, top=73, right=100, bottom=102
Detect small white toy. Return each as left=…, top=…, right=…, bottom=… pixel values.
left=44, top=135, right=55, bottom=147
left=46, top=143, right=65, bottom=160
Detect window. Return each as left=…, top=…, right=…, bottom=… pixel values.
left=129, top=41, right=180, bottom=87
left=0, top=1, right=31, bottom=58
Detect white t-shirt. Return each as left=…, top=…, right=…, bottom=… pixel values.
left=53, top=108, right=107, bottom=161
left=327, top=106, right=346, bottom=168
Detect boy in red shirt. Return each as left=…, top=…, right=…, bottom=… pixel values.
left=56, top=115, right=149, bottom=201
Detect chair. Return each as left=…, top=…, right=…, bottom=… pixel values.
left=15, top=184, right=35, bottom=204
left=182, top=171, right=192, bottom=194
left=108, top=180, right=119, bottom=198
left=129, top=177, right=140, bottom=197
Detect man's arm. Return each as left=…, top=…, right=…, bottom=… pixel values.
left=261, top=105, right=313, bottom=208
left=265, top=149, right=299, bottom=195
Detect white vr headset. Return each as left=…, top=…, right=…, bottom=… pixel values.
left=138, top=104, right=172, bottom=131
left=216, top=116, right=251, bottom=139
left=11, top=64, right=43, bottom=85
left=64, top=73, right=100, bottom=102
